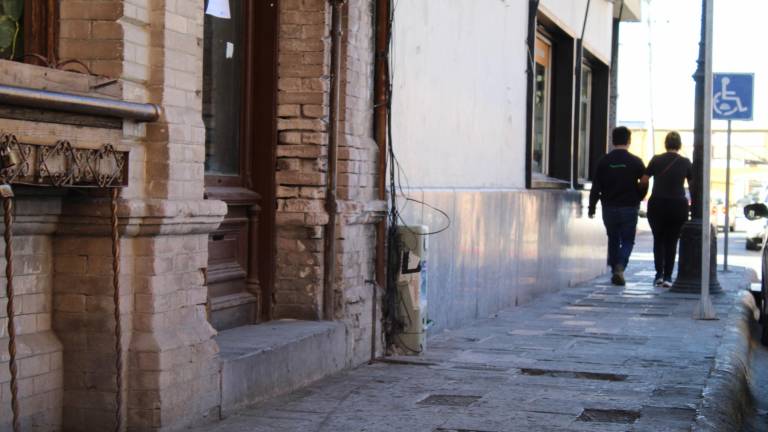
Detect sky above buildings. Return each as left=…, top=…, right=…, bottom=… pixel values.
left=617, top=0, right=768, bottom=130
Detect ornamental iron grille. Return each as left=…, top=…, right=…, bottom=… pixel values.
left=0, top=132, right=127, bottom=188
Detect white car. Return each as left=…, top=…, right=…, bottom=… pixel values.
left=711, top=198, right=736, bottom=232
left=745, top=217, right=768, bottom=250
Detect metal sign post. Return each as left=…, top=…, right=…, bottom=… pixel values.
left=695, top=0, right=716, bottom=320
left=724, top=120, right=731, bottom=271
left=712, top=72, right=755, bottom=273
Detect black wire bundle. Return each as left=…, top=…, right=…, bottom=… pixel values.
left=382, top=1, right=451, bottom=352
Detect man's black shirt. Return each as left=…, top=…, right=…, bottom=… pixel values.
left=588, top=148, right=646, bottom=212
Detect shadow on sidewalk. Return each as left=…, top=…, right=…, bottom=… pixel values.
left=193, top=250, right=756, bottom=432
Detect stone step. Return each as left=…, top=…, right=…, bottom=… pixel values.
left=216, top=320, right=347, bottom=416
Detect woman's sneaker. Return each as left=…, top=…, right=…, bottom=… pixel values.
left=654, top=278, right=664, bottom=287
left=662, top=279, right=673, bottom=288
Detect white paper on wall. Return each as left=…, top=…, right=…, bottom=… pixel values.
left=226, top=42, right=234, bottom=59
left=205, top=0, right=231, bottom=19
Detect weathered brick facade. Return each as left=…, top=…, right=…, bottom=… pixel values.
left=274, top=0, right=383, bottom=364
left=0, top=0, right=382, bottom=430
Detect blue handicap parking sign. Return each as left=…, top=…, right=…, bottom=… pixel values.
left=713, top=73, right=754, bottom=121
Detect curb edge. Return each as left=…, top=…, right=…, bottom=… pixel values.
left=693, top=276, right=757, bottom=432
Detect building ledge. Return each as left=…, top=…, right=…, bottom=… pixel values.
left=216, top=320, right=347, bottom=416
left=615, top=0, right=642, bottom=22
left=531, top=174, right=570, bottom=190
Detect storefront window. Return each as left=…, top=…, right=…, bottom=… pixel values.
left=578, top=65, right=593, bottom=181
left=533, top=35, right=551, bottom=176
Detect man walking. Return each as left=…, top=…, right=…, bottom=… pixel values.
left=588, top=126, right=647, bottom=286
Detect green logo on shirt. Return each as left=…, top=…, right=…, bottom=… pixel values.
left=609, top=164, right=627, bottom=168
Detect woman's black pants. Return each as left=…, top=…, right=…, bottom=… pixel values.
left=647, top=197, right=689, bottom=280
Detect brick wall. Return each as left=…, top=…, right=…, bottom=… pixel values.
left=337, top=0, right=382, bottom=364
left=143, top=0, right=206, bottom=201
left=1, top=0, right=223, bottom=430
left=52, top=234, right=131, bottom=429
left=1, top=0, right=384, bottom=429
left=0, top=222, right=63, bottom=431
left=274, top=0, right=383, bottom=363
left=274, top=0, right=331, bottom=321
left=0, top=62, right=124, bottom=430
left=55, top=1, right=220, bottom=429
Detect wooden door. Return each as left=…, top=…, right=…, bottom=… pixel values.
left=202, top=0, right=277, bottom=330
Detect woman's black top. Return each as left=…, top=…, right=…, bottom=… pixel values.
left=646, top=152, right=693, bottom=200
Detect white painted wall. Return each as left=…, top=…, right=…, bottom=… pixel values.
left=540, top=0, right=614, bottom=63
left=391, top=1, right=527, bottom=189
left=391, top=0, right=615, bottom=189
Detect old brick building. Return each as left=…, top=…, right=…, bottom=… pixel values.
left=0, top=0, right=382, bottom=430
left=0, top=0, right=641, bottom=431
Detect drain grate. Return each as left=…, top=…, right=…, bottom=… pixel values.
left=434, top=429, right=497, bottom=432
left=577, top=408, right=641, bottom=423
left=451, top=364, right=510, bottom=373
left=651, top=386, right=700, bottom=398
left=376, top=358, right=438, bottom=367
left=418, top=394, right=482, bottom=407
left=640, top=312, right=671, bottom=317
left=520, top=368, right=627, bottom=382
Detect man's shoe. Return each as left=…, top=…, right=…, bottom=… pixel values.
left=611, top=265, right=626, bottom=286
left=654, top=278, right=663, bottom=287
left=662, top=279, right=673, bottom=288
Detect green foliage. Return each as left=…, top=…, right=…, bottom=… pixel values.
left=0, top=0, right=21, bottom=58
left=0, top=16, right=14, bottom=54
left=1, top=0, right=22, bottom=21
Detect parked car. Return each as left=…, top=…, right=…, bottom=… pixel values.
left=739, top=195, right=768, bottom=248
left=745, top=222, right=767, bottom=250
left=744, top=203, right=768, bottom=344
left=745, top=217, right=768, bottom=250
left=711, top=198, right=736, bottom=232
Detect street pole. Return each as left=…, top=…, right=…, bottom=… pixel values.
left=694, top=0, right=716, bottom=320
left=724, top=120, right=732, bottom=272
left=671, top=0, right=721, bottom=294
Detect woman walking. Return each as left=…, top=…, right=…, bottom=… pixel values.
left=642, top=132, right=693, bottom=287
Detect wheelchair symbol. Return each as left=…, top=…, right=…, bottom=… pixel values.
left=714, top=76, right=749, bottom=117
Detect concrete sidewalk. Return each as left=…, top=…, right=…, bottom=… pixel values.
left=193, top=260, right=755, bottom=432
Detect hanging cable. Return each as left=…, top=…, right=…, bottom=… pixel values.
left=111, top=188, right=124, bottom=432
left=4, top=188, right=19, bottom=432
left=382, top=0, right=452, bottom=349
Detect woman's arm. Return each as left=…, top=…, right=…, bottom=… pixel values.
left=639, top=175, right=650, bottom=200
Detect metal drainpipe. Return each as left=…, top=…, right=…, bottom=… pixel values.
left=323, top=0, right=344, bottom=321
left=372, top=0, right=391, bottom=362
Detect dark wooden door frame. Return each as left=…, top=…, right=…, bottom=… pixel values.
left=204, top=0, right=278, bottom=323
left=249, top=0, right=278, bottom=321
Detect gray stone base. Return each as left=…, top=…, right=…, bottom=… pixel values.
left=216, top=320, right=347, bottom=417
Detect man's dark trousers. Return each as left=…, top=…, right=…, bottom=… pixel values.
left=601, top=206, right=639, bottom=270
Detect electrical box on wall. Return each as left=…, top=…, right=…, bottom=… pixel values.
left=395, top=225, right=429, bottom=355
